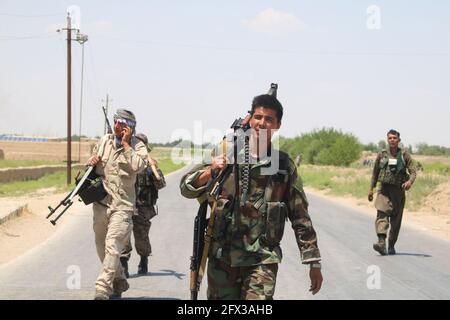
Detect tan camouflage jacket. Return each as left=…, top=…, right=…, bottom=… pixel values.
left=91, top=134, right=148, bottom=211
left=180, top=150, right=321, bottom=267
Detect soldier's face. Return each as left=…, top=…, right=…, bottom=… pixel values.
left=114, top=120, right=127, bottom=138
left=387, top=133, right=400, bottom=148
left=249, top=107, right=281, bottom=145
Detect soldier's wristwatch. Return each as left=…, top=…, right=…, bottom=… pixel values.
left=310, top=263, right=322, bottom=269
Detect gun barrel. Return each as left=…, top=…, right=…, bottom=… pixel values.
left=102, top=106, right=113, bottom=134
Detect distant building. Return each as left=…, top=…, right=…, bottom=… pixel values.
left=0, top=134, right=50, bottom=142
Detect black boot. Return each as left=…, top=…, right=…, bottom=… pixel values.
left=120, top=257, right=129, bottom=279
left=138, top=256, right=148, bottom=275
left=388, top=242, right=396, bottom=255
left=373, top=235, right=387, bottom=256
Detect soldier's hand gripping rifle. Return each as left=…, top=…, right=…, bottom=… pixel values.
left=189, top=113, right=251, bottom=300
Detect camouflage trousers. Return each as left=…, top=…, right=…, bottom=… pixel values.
left=374, top=183, right=405, bottom=247
left=121, top=206, right=156, bottom=260
left=92, top=202, right=133, bottom=296
left=207, top=258, right=278, bottom=300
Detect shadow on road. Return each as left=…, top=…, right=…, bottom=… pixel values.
left=129, top=269, right=185, bottom=280
left=375, top=252, right=432, bottom=258
left=392, top=252, right=432, bottom=257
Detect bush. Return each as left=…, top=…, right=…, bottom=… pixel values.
left=280, top=128, right=362, bottom=167
left=415, top=143, right=450, bottom=156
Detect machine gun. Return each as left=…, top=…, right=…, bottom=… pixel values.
left=46, top=166, right=106, bottom=225
left=46, top=124, right=110, bottom=225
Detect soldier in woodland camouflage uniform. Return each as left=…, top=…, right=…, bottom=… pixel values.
left=120, top=133, right=166, bottom=277
left=180, top=94, right=323, bottom=300
left=368, top=129, right=417, bottom=255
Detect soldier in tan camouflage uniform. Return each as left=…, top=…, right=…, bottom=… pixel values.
left=88, top=109, right=148, bottom=299
left=180, top=94, right=323, bottom=300
left=368, top=129, right=417, bottom=255
left=120, top=133, right=166, bottom=277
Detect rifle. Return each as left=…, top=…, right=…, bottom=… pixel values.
left=102, top=106, right=113, bottom=134
left=190, top=201, right=208, bottom=300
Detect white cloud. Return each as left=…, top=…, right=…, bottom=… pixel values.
left=242, top=8, right=305, bottom=35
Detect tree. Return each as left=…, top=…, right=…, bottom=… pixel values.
left=378, top=140, right=387, bottom=150
left=280, top=128, right=363, bottom=167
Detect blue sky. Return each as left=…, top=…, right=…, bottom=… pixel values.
left=1, top=0, right=449, bottom=147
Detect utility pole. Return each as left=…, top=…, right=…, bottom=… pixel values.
left=103, top=94, right=112, bottom=134
left=66, top=13, right=72, bottom=185
left=58, top=11, right=86, bottom=183
left=76, top=33, right=88, bottom=163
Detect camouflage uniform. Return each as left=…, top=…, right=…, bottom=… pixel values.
left=122, top=166, right=166, bottom=260
left=371, top=148, right=416, bottom=249
left=91, top=134, right=148, bottom=298
left=180, top=150, right=321, bottom=300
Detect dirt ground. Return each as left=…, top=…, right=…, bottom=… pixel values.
left=0, top=190, right=69, bottom=265
left=305, top=186, right=450, bottom=242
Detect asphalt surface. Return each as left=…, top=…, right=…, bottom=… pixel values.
left=0, top=166, right=449, bottom=300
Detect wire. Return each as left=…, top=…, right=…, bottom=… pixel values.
left=0, top=12, right=63, bottom=18
left=0, top=33, right=58, bottom=41
left=93, top=35, right=450, bottom=57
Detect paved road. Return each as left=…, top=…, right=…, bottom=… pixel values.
left=0, top=166, right=449, bottom=300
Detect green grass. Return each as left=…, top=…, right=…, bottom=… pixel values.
left=0, top=158, right=186, bottom=197
left=0, top=169, right=77, bottom=197
left=299, top=165, right=449, bottom=211
left=158, top=158, right=186, bottom=175
left=298, top=168, right=337, bottom=190
left=299, top=166, right=370, bottom=198
left=405, top=174, right=447, bottom=210
left=0, top=159, right=62, bottom=168
left=422, top=162, right=450, bottom=175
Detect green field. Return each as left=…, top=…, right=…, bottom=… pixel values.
left=0, top=159, right=62, bottom=168
left=0, top=158, right=185, bottom=197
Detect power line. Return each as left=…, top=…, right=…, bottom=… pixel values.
left=93, top=35, right=450, bottom=57
left=0, top=33, right=58, bottom=41
left=0, top=12, right=63, bottom=17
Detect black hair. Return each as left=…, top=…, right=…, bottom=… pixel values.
left=251, top=94, right=283, bottom=122
left=387, top=129, right=400, bottom=138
